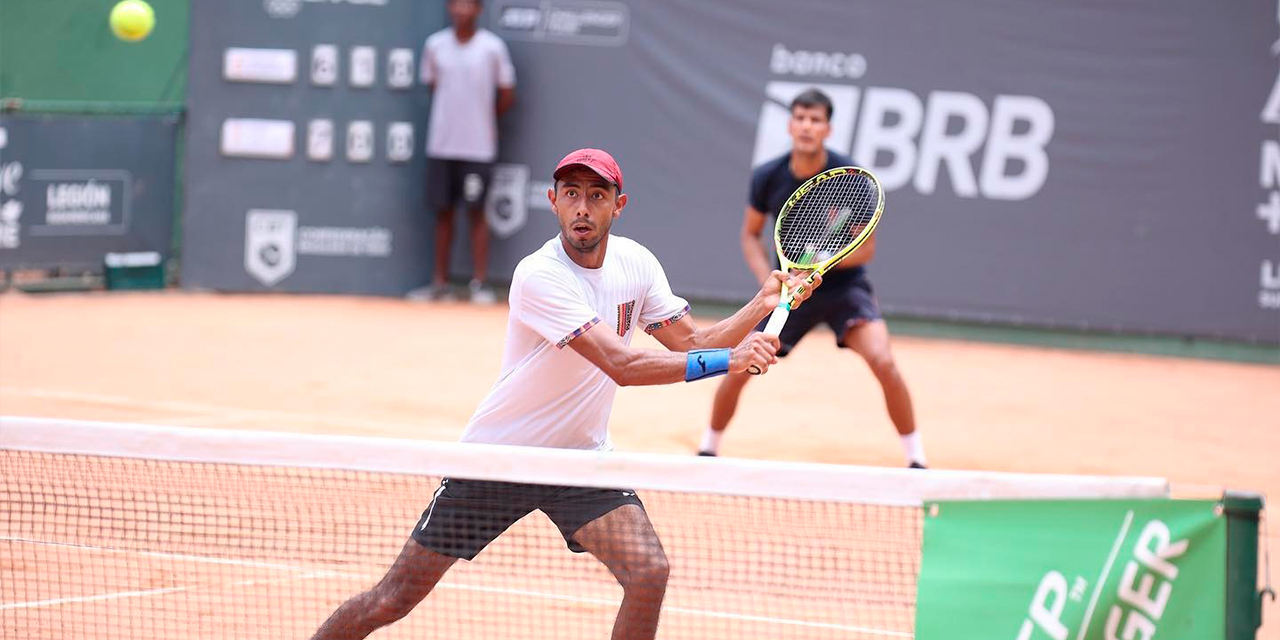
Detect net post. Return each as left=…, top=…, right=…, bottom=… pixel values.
left=1222, top=490, right=1265, bottom=640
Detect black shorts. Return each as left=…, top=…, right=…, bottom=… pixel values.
left=756, top=268, right=882, bottom=357
left=425, top=158, right=493, bottom=211
left=411, top=478, right=645, bottom=560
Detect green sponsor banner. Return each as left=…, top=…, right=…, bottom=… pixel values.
left=916, top=499, right=1225, bottom=640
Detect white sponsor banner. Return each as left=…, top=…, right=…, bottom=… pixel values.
left=264, top=0, right=387, bottom=18
left=223, top=48, right=298, bottom=84
left=27, top=170, right=131, bottom=236
left=346, top=121, right=374, bottom=162
left=298, top=226, right=392, bottom=257
left=221, top=119, right=296, bottom=160
left=310, top=45, right=339, bottom=86
left=386, top=122, right=414, bottom=163
left=244, top=210, right=395, bottom=286
left=491, top=0, right=630, bottom=47
left=307, top=119, right=334, bottom=162
left=349, top=46, right=377, bottom=88
left=387, top=48, right=415, bottom=89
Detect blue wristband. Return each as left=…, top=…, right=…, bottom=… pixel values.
left=685, top=348, right=731, bottom=382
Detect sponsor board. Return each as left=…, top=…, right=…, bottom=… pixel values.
left=244, top=209, right=394, bottom=287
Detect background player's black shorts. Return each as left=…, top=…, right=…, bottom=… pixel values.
left=754, top=268, right=882, bottom=357
left=425, top=158, right=493, bottom=211
left=411, top=478, right=645, bottom=560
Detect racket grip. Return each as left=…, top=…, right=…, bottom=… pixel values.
left=761, top=303, right=791, bottom=336
left=789, top=272, right=818, bottom=301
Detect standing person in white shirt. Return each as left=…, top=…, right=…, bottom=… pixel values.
left=412, top=0, right=516, bottom=303
left=309, top=148, right=822, bottom=640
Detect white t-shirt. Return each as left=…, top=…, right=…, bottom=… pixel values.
left=459, top=236, right=691, bottom=450
left=421, top=28, right=516, bottom=162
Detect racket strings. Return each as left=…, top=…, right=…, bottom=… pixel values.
left=777, top=172, right=879, bottom=267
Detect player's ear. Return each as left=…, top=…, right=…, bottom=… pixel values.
left=613, top=192, right=627, bottom=217
left=546, top=187, right=556, bottom=210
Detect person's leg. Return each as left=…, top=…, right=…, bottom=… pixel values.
left=461, top=163, right=494, bottom=302
left=701, top=371, right=752, bottom=455
left=571, top=505, right=670, bottom=640
left=698, top=300, right=822, bottom=456
left=825, top=273, right=925, bottom=467
left=311, top=478, right=533, bottom=638
left=465, top=201, right=493, bottom=303
left=424, top=158, right=458, bottom=292
left=842, top=319, right=924, bottom=466
left=309, top=539, right=457, bottom=640
left=434, top=206, right=455, bottom=288
left=467, top=204, right=489, bottom=283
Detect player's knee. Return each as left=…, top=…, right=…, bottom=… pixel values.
left=864, top=352, right=898, bottom=379
left=620, top=549, right=670, bottom=594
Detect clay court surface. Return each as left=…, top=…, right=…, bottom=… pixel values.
left=1, top=291, right=1277, bottom=638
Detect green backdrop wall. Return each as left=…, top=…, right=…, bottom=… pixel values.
left=0, top=0, right=187, bottom=112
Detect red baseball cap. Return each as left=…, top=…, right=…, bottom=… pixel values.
left=553, top=148, right=623, bottom=191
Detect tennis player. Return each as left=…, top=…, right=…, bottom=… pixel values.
left=696, top=88, right=927, bottom=469
left=309, top=148, right=820, bottom=640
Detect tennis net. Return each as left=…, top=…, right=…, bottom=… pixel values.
left=0, top=417, right=1168, bottom=639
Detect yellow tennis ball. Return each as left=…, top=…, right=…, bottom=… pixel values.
left=109, top=0, right=155, bottom=42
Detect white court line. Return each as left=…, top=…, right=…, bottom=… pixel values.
left=0, top=572, right=336, bottom=611
left=431, top=582, right=912, bottom=637
left=1, top=536, right=911, bottom=637
left=1075, top=510, right=1134, bottom=640
left=0, top=387, right=428, bottom=432
left=147, top=413, right=255, bottom=427
left=0, top=585, right=193, bottom=611
left=2, top=536, right=344, bottom=573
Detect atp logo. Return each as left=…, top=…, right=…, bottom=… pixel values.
left=751, top=66, right=1056, bottom=200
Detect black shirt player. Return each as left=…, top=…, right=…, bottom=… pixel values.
left=697, top=88, right=928, bottom=469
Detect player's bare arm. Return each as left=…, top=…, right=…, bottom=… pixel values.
left=497, top=86, right=515, bottom=117
left=567, top=322, right=780, bottom=386
left=648, top=270, right=822, bottom=353
left=740, top=205, right=774, bottom=284
left=836, top=231, right=876, bottom=268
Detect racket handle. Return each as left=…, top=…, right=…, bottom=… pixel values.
left=761, top=303, right=791, bottom=336
left=788, top=272, right=818, bottom=302
left=749, top=303, right=790, bottom=375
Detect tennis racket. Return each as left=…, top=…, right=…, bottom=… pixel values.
left=747, top=166, right=884, bottom=374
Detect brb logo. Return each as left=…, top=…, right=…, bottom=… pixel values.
left=754, top=44, right=1056, bottom=201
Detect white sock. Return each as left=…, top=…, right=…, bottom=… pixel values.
left=900, top=431, right=926, bottom=466
left=699, top=427, right=723, bottom=454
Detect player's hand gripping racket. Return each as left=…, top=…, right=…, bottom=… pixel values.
left=747, top=166, right=885, bottom=375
